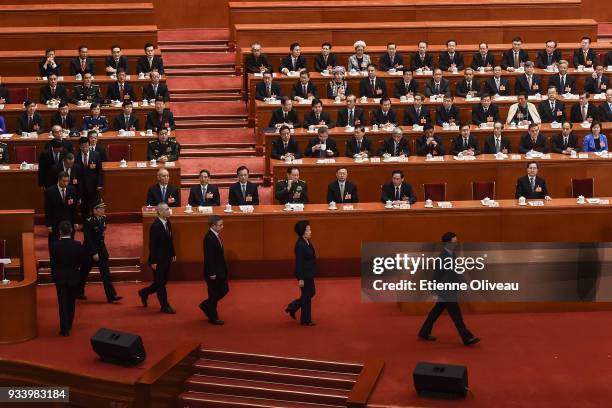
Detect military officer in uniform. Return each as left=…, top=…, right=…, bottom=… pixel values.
left=82, top=102, right=109, bottom=133
left=147, top=129, right=180, bottom=163
left=275, top=166, right=309, bottom=204
left=72, top=72, right=101, bottom=104
left=0, top=141, right=8, bottom=164
left=78, top=199, right=122, bottom=303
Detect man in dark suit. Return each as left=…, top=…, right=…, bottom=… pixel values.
left=146, top=168, right=180, bottom=207
left=106, top=69, right=136, bottom=102
left=146, top=99, right=176, bottom=132
left=371, top=98, right=398, bottom=126
left=584, top=65, right=609, bottom=95
left=75, top=137, right=103, bottom=220
left=514, top=62, right=542, bottom=95
left=403, top=94, right=431, bottom=126
left=39, top=48, right=62, bottom=78
left=16, top=100, right=44, bottom=134
left=484, top=66, right=511, bottom=96
left=424, top=69, right=450, bottom=97
left=44, top=125, right=73, bottom=154
left=379, top=127, right=410, bottom=156
left=418, top=232, right=480, bottom=346
left=436, top=96, right=461, bottom=126
left=536, top=40, right=562, bottom=69
left=345, top=126, right=374, bottom=158
left=88, top=131, right=108, bottom=162
left=55, top=153, right=82, bottom=199
left=40, top=73, right=67, bottom=104
left=411, top=41, right=434, bottom=71
left=551, top=121, right=579, bottom=154
left=188, top=169, right=221, bottom=207
left=416, top=125, right=445, bottom=156
left=455, top=68, right=481, bottom=97
left=599, top=89, right=612, bottom=122
left=137, top=43, right=165, bottom=75
left=51, top=102, right=77, bottom=133
left=483, top=122, right=512, bottom=154
left=245, top=42, right=272, bottom=74
left=199, top=215, right=229, bottom=324
left=275, top=167, right=308, bottom=204
left=573, top=37, right=598, bottom=68
left=142, top=70, right=170, bottom=101
left=327, top=167, right=358, bottom=203
left=113, top=101, right=140, bottom=131
left=138, top=203, right=176, bottom=314
left=271, top=125, right=302, bottom=160
left=515, top=162, right=551, bottom=200
left=336, top=94, right=365, bottom=127
left=70, top=45, right=96, bottom=76
left=519, top=123, right=548, bottom=153
left=359, top=64, right=387, bottom=98
left=381, top=169, right=416, bottom=204
left=538, top=88, right=566, bottom=123
left=105, top=45, right=129, bottom=76
left=450, top=124, right=480, bottom=156
left=605, top=51, right=612, bottom=66
left=501, top=36, right=529, bottom=71
left=280, top=43, right=307, bottom=74
left=0, top=83, right=9, bottom=104
left=228, top=166, right=260, bottom=205
left=547, top=60, right=576, bottom=94
left=438, top=40, right=464, bottom=71
left=314, top=42, right=337, bottom=72
left=268, top=97, right=300, bottom=128
left=291, top=71, right=319, bottom=100
left=379, top=42, right=405, bottom=71
left=471, top=94, right=500, bottom=125
left=45, top=172, right=78, bottom=243
left=50, top=221, right=82, bottom=336
left=303, top=99, right=334, bottom=129
left=39, top=139, right=66, bottom=189
left=305, top=127, right=339, bottom=157
left=570, top=92, right=599, bottom=123
left=470, top=42, right=495, bottom=71
left=394, top=70, right=419, bottom=98
left=255, top=71, right=282, bottom=101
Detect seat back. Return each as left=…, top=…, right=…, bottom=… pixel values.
left=107, top=144, right=131, bottom=161
left=471, top=181, right=496, bottom=200
left=571, top=178, right=594, bottom=198
left=14, top=145, right=37, bottom=163
left=423, top=182, right=447, bottom=201
left=8, top=88, right=29, bottom=105
left=0, top=239, right=6, bottom=258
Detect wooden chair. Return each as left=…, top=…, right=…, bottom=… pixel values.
left=571, top=178, right=594, bottom=198
left=8, top=88, right=28, bottom=105
left=107, top=144, right=131, bottom=161
left=471, top=181, right=496, bottom=200
left=423, top=182, right=447, bottom=201
left=14, top=145, right=37, bottom=163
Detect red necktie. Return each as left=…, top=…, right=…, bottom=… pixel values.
left=81, top=59, right=86, bottom=71
left=119, top=84, right=124, bottom=100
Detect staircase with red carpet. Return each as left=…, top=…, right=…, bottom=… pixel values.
left=158, top=29, right=266, bottom=206
left=178, top=348, right=364, bottom=408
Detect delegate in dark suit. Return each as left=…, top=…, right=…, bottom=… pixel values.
left=411, top=53, right=434, bottom=70
left=519, top=134, right=548, bottom=153
left=51, top=112, right=77, bottom=132
left=584, top=76, right=609, bottom=94
left=137, top=56, right=165, bottom=74
left=228, top=182, right=259, bottom=205
left=79, top=213, right=118, bottom=301
left=570, top=104, right=599, bottom=123
left=146, top=109, right=176, bottom=131
left=501, top=49, right=529, bottom=70
left=105, top=56, right=129, bottom=75
left=455, top=79, right=481, bottom=97
left=106, top=82, right=136, bottom=102
left=345, top=136, right=374, bottom=157
left=49, top=234, right=82, bottom=335
left=424, top=79, right=450, bottom=97
left=39, top=150, right=65, bottom=188
left=471, top=103, right=500, bottom=125
left=291, top=82, right=319, bottom=99
left=142, top=83, right=170, bottom=101
left=371, top=108, right=398, bottom=126
left=0, top=85, right=9, bottom=103
left=188, top=184, right=221, bottom=207
left=336, top=107, right=365, bottom=127
left=379, top=137, right=411, bottom=156
left=538, top=100, right=566, bottom=123
left=39, top=59, right=62, bottom=77
left=484, top=76, right=511, bottom=96
left=327, top=180, right=358, bottom=203
left=279, top=55, right=307, bottom=72
left=142, top=217, right=175, bottom=309
left=515, top=175, right=549, bottom=199
left=268, top=108, right=300, bottom=128
left=515, top=74, right=542, bottom=95
left=286, top=237, right=317, bottom=324
left=303, top=111, right=334, bottom=129
left=470, top=53, right=495, bottom=69
left=572, top=49, right=598, bottom=68
left=535, top=50, right=562, bottom=68
left=599, top=102, right=612, bottom=122
left=305, top=137, right=339, bottom=157
left=416, top=135, right=445, bottom=156
left=16, top=112, right=44, bottom=134
left=393, top=79, right=419, bottom=98
left=113, top=114, right=140, bottom=131
left=146, top=184, right=180, bottom=207
left=45, top=184, right=78, bottom=241
left=436, top=105, right=461, bottom=126
left=548, top=74, right=577, bottom=94
left=403, top=105, right=431, bottom=126
left=359, top=77, right=387, bottom=98
left=438, top=52, right=465, bottom=71
left=450, top=135, right=481, bottom=155
left=551, top=132, right=579, bottom=153
left=70, top=58, right=96, bottom=76
left=483, top=135, right=512, bottom=154
left=255, top=81, right=282, bottom=100
left=245, top=53, right=272, bottom=73
left=381, top=182, right=417, bottom=203
left=379, top=53, right=404, bottom=71
left=40, top=85, right=67, bottom=104
left=75, top=150, right=103, bottom=218
left=200, top=229, right=229, bottom=323
left=271, top=137, right=302, bottom=159
left=314, top=54, right=337, bottom=72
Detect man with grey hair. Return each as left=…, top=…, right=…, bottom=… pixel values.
left=199, top=215, right=229, bottom=325
left=379, top=127, right=411, bottom=156
left=514, top=61, right=542, bottom=95
left=245, top=42, right=272, bottom=73
left=146, top=168, right=180, bottom=207
left=138, top=202, right=176, bottom=314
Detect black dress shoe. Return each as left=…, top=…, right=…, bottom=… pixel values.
left=107, top=296, right=123, bottom=303
left=464, top=337, right=481, bottom=346
left=76, top=294, right=87, bottom=300
left=418, top=334, right=437, bottom=341
left=285, top=307, right=296, bottom=320
left=161, top=306, right=176, bottom=314
left=208, top=319, right=225, bottom=325
left=59, top=331, right=69, bottom=337
left=138, top=289, right=148, bottom=307
left=300, top=321, right=316, bottom=326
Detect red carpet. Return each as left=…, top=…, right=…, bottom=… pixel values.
left=166, top=76, right=242, bottom=91
left=174, top=129, right=256, bottom=146
left=1, top=279, right=612, bottom=407
left=172, top=101, right=247, bottom=116
left=164, top=52, right=236, bottom=65
left=180, top=156, right=264, bottom=176
left=158, top=28, right=231, bottom=42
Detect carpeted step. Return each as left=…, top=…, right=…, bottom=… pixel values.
left=167, top=76, right=242, bottom=93
left=185, top=375, right=349, bottom=406
left=179, top=156, right=263, bottom=177
left=192, top=360, right=357, bottom=390
left=158, top=28, right=230, bottom=43
left=160, top=44, right=229, bottom=53
left=181, top=148, right=257, bottom=157
left=174, top=129, right=255, bottom=146
left=178, top=391, right=343, bottom=408
left=37, top=257, right=143, bottom=284
left=164, top=52, right=235, bottom=68
left=165, top=67, right=236, bottom=76
left=176, top=120, right=249, bottom=129
left=173, top=101, right=247, bottom=118
left=171, top=93, right=241, bottom=102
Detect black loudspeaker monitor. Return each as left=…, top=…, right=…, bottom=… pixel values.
left=91, top=328, right=146, bottom=366
left=413, top=361, right=468, bottom=398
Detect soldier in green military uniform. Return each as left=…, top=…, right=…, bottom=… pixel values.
left=147, top=128, right=181, bottom=163
left=72, top=72, right=101, bottom=104
left=78, top=199, right=122, bottom=303
left=275, top=166, right=309, bottom=204
left=0, top=141, right=9, bottom=164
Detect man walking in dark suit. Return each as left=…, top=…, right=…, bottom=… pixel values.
left=45, top=172, right=78, bottom=243
left=75, top=137, right=103, bottom=220
left=199, top=215, right=229, bottom=325
left=418, top=232, right=480, bottom=346
left=138, top=203, right=176, bottom=314
left=50, top=221, right=83, bottom=336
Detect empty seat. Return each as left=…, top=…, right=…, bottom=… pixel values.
left=571, top=177, right=594, bottom=198
left=471, top=181, right=496, bottom=200
left=107, top=144, right=131, bottom=161
left=13, top=145, right=37, bottom=163
left=423, top=182, right=447, bottom=201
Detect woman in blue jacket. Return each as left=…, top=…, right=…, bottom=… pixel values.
left=285, top=220, right=317, bottom=326
left=582, top=121, right=608, bottom=152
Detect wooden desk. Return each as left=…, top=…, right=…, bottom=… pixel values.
left=141, top=200, right=612, bottom=279
left=271, top=154, right=612, bottom=203
left=262, top=123, right=612, bottom=175
left=2, top=131, right=157, bottom=163
left=0, top=161, right=181, bottom=215
left=0, top=103, right=156, bottom=136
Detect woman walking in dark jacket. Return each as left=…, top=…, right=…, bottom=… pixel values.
left=285, top=220, right=317, bottom=326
